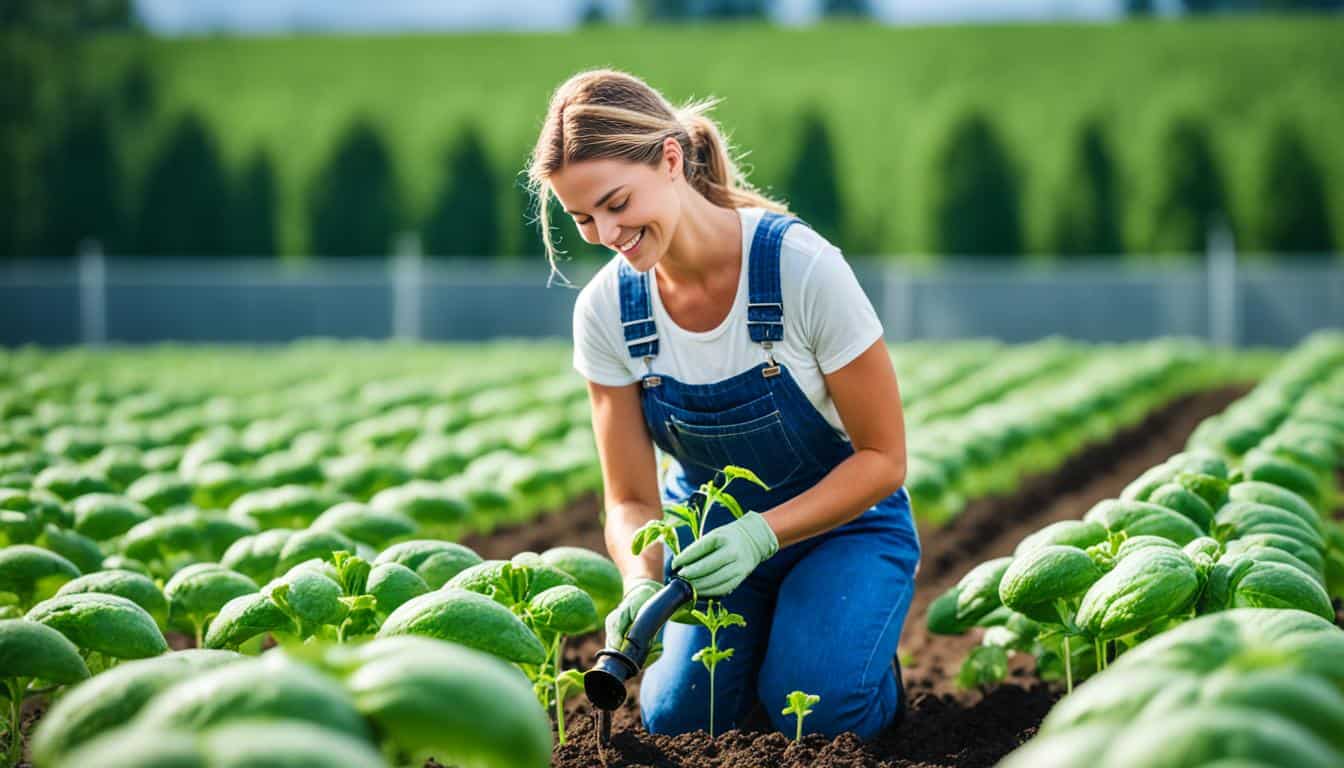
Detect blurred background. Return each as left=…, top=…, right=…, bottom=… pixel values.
left=2, top=0, right=1341, bottom=347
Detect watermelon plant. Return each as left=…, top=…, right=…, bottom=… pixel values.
left=0, top=619, right=90, bottom=763
left=781, top=690, right=820, bottom=742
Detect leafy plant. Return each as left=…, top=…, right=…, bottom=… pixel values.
left=631, top=465, right=767, bottom=737
left=781, top=689, right=820, bottom=742
left=690, top=600, right=745, bottom=737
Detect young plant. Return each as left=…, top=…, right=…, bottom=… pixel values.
left=781, top=690, right=820, bottom=742
left=630, top=465, right=768, bottom=738
left=690, top=600, right=745, bottom=738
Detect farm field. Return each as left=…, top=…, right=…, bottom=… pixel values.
left=1, top=336, right=1341, bottom=767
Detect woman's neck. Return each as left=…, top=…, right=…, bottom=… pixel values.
left=657, top=196, right=742, bottom=288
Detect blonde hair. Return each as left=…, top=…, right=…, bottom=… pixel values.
left=525, top=68, right=789, bottom=285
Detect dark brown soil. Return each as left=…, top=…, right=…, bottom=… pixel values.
left=540, top=386, right=1248, bottom=768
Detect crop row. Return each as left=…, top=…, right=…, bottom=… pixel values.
left=929, top=331, right=1344, bottom=766
left=4, top=530, right=625, bottom=767
left=904, top=339, right=1265, bottom=523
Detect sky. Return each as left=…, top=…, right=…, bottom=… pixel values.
left=133, top=0, right=1144, bottom=35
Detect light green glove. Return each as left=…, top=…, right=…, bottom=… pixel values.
left=671, top=511, right=779, bottom=597
left=604, top=577, right=661, bottom=649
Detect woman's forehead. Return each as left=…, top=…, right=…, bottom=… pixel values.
left=551, top=159, right=650, bottom=211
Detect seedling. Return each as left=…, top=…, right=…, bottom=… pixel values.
left=631, top=465, right=768, bottom=738
left=781, top=690, right=820, bottom=742
left=690, top=599, right=745, bottom=737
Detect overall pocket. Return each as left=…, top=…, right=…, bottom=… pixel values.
left=665, top=406, right=806, bottom=490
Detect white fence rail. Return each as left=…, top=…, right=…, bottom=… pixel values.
left=2, top=237, right=1341, bottom=348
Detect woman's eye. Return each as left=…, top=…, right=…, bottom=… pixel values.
left=574, top=199, right=626, bottom=225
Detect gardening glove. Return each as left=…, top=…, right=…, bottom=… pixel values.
left=670, top=511, right=778, bottom=597
left=605, top=577, right=661, bottom=650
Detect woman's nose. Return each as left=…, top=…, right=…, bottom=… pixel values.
left=599, top=219, right=624, bottom=249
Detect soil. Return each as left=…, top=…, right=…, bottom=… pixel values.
left=533, top=386, right=1249, bottom=768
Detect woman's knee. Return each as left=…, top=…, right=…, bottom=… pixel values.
left=758, top=662, right=902, bottom=740
left=639, top=664, right=705, bottom=735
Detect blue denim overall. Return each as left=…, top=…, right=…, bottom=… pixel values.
left=618, top=211, right=921, bottom=740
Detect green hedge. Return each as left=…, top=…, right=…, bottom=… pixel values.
left=42, top=18, right=1344, bottom=259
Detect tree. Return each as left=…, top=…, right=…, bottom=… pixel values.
left=308, top=118, right=401, bottom=257
left=1050, top=121, right=1124, bottom=256
left=38, top=102, right=124, bottom=257
left=579, top=1, right=608, bottom=25
left=232, top=149, right=278, bottom=256
left=1259, top=122, right=1334, bottom=256
left=1149, top=118, right=1228, bottom=255
left=514, top=179, right=547, bottom=259
left=931, top=112, right=1024, bottom=257
left=118, top=57, right=156, bottom=122
left=422, top=125, right=499, bottom=258
left=783, top=108, right=843, bottom=248
left=133, top=111, right=231, bottom=255
left=823, top=0, right=871, bottom=17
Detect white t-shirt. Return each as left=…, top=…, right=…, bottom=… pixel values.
left=571, top=206, right=884, bottom=435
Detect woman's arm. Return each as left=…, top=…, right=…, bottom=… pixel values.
left=586, top=379, right=666, bottom=582
left=761, top=339, right=907, bottom=548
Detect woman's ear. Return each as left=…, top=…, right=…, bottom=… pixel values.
left=663, top=136, right=683, bottom=181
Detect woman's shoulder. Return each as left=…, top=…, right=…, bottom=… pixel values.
left=771, top=214, right=846, bottom=289
left=573, top=255, right=625, bottom=324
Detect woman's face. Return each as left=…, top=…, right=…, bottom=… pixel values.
left=548, top=138, right=683, bottom=272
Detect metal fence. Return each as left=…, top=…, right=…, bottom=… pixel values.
left=2, top=239, right=1341, bottom=348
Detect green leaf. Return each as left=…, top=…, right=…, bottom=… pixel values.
left=955, top=645, right=1009, bottom=690
left=720, top=611, right=747, bottom=630
left=704, top=486, right=745, bottom=520
left=556, top=668, right=585, bottom=702
left=782, top=690, right=819, bottom=717
left=721, top=465, right=770, bottom=491
left=631, top=521, right=665, bottom=557
left=664, top=504, right=696, bottom=527
left=691, top=646, right=734, bottom=667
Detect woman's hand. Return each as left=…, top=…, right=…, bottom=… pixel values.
left=605, top=577, right=662, bottom=648
left=670, top=511, right=778, bottom=596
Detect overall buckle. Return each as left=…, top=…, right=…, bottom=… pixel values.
left=642, top=356, right=662, bottom=388
left=762, top=342, right=780, bottom=378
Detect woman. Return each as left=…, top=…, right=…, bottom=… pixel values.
left=526, top=69, right=919, bottom=740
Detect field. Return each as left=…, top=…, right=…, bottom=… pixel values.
left=2, top=336, right=1342, bottom=767
left=78, top=17, right=1344, bottom=257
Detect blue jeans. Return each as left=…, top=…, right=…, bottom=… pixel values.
left=639, top=487, right=920, bottom=739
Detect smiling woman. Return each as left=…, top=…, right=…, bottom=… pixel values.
left=523, top=69, right=920, bottom=743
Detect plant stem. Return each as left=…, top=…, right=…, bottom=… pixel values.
left=706, top=603, right=719, bottom=738
left=796, top=715, right=803, bottom=743
left=194, top=622, right=204, bottom=649
left=708, top=663, right=716, bottom=738
left=6, top=678, right=25, bottom=765
left=1063, top=635, right=1073, bottom=694
left=553, top=635, right=567, bottom=745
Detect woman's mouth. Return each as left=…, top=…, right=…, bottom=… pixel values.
left=617, top=227, right=644, bottom=255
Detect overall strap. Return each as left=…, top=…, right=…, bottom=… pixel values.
left=616, top=260, right=661, bottom=384
left=747, top=211, right=802, bottom=375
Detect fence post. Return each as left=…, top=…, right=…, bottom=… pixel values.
left=78, top=239, right=106, bottom=345
left=882, top=262, right=916, bottom=342
left=1206, top=218, right=1237, bottom=348
left=392, top=232, right=423, bottom=341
